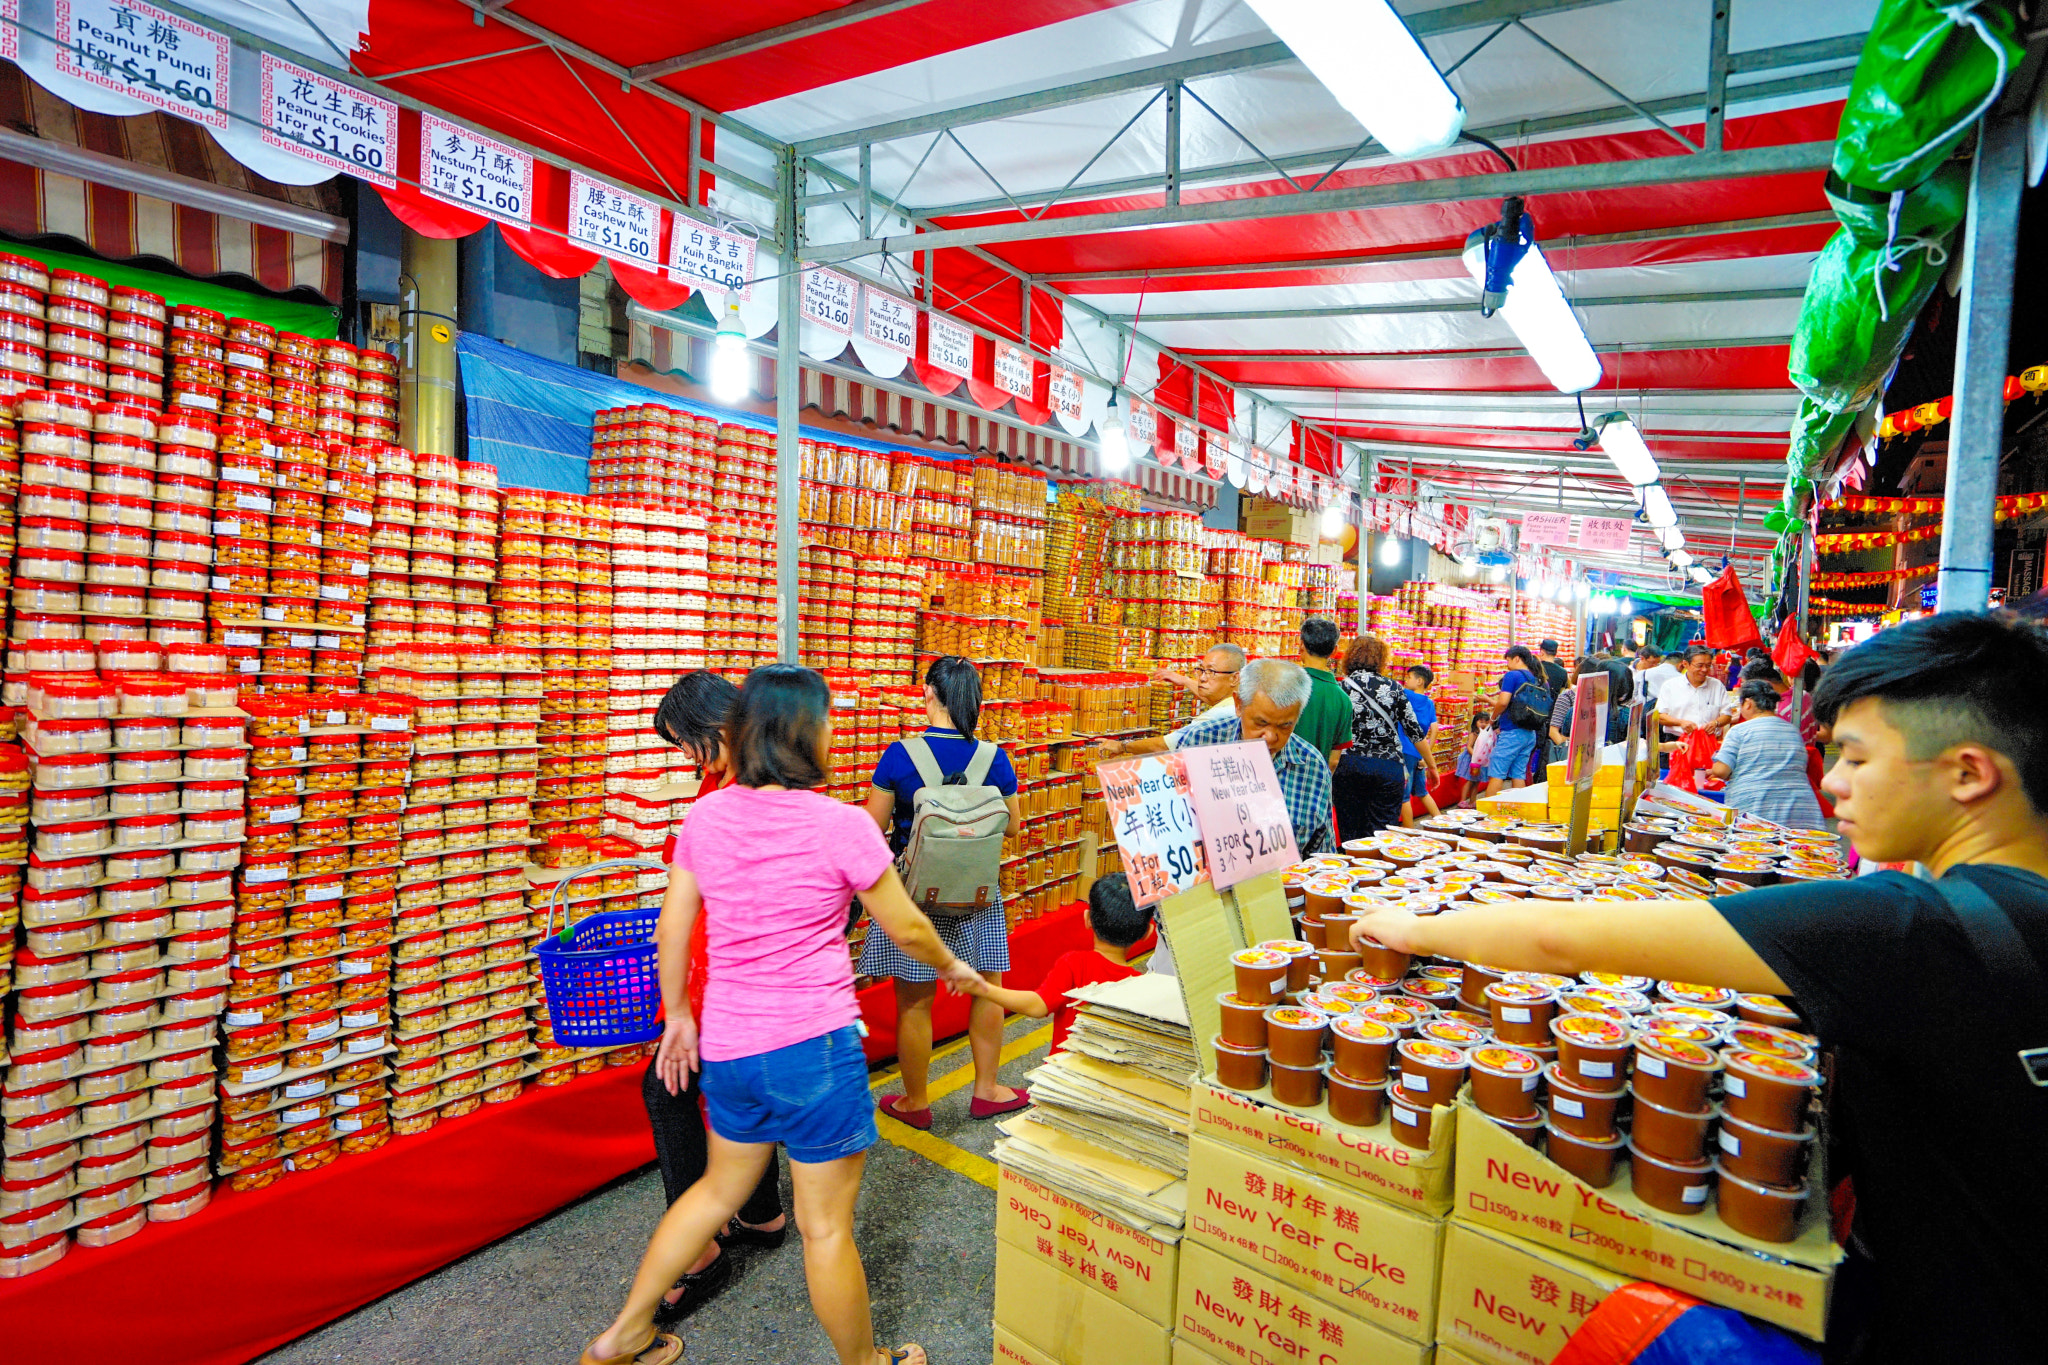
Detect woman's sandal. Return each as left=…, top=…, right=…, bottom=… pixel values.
left=576, top=1330, right=683, bottom=1365
left=879, top=1345, right=928, bottom=1365
left=652, top=1246, right=734, bottom=1324
left=877, top=1095, right=933, bottom=1131
left=717, top=1216, right=787, bottom=1251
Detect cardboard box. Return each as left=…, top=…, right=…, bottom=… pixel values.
left=1435, top=1347, right=1496, bottom=1365
left=1245, top=499, right=1315, bottom=547
left=997, top=1240, right=1175, bottom=1365
left=1434, top=1222, right=1628, bottom=1365
left=1173, top=1337, right=1232, bottom=1365
left=1186, top=1137, right=1444, bottom=1343
left=1189, top=1076, right=1455, bottom=1216
left=1178, top=1240, right=1434, bottom=1365
left=1544, top=762, right=1622, bottom=789
left=1452, top=1095, right=1838, bottom=1339
left=996, top=1163, right=1182, bottom=1326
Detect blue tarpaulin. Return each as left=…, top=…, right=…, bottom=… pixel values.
left=454, top=332, right=961, bottom=493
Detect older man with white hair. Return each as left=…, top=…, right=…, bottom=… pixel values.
left=1167, top=657, right=1334, bottom=857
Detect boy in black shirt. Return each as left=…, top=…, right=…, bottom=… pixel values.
left=1350, top=612, right=2048, bottom=1362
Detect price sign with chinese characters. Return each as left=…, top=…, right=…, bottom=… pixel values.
left=1096, top=752, right=1209, bottom=908
left=1521, top=512, right=1572, bottom=548
left=1181, top=741, right=1299, bottom=891
left=568, top=171, right=659, bottom=265
left=1203, top=433, right=1230, bottom=478
left=669, top=221, right=756, bottom=301
left=55, top=0, right=230, bottom=130
left=260, top=55, right=396, bottom=187
left=1047, top=366, right=1084, bottom=423
left=1175, top=422, right=1198, bottom=470
left=993, top=342, right=1034, bottom=399
left=801, top=268, right=856, bottom=334
left=927, top=314, right=973, bottom=378
left=862, top=289, right=917, bottom=355
left=1577, top=516, right=1632, bottom=553
left=421, top=114, right=532, bottom=224
left=1126, top=397, right=1156, bottom=453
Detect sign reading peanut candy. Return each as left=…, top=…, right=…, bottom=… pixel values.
left=861, top=289, right=917, bottom=356
left=1096, top=752, right=1208, bottom=908
left=1180, top=741, right=1298, bottom=891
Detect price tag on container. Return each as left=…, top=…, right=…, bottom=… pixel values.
left=927, top=314, right=973, bottom=379
left=55, top=0, right=230, bottom=130
left=1180, top=741, right=1299, bottom=891
left=801, top=268, right=856, bottom=334
left=1097, top=751, right=1209, bottom=908
left=568, top=170, right=659, bottom=267
left=421, top=114, right=532, bottom=224
left=669, top=221, right=756, bottom=301
left=862, top=289, right=917, bottom=356
left=260, top=54, right=396, bottom=187
left=993, top=343, right=1034, bottom=400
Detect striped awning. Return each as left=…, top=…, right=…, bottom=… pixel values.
left=0, top=65, right=344, bottom=302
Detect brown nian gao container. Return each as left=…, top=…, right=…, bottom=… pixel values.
left=1720, top=1049, right=1821, bottom=1132
left=1324, top=1066, right=1386, bottom=1127
left=1545, top=1122, right=1626, bottom=1187
left=1713, top=1164, right=1807, bottom=1243
left=1230, top=948, right=1290, bottom=1004
left=1387, top=1091, right=1434, bottom=1149
left=1542, top=1061, right=1623, bottom=1139
left=1270, top=1058, right=1323, bottom=1108
left=1631, top=1036, right=1721, bottom=1112
left=1394, top=1038, right=1467, bottom=1106
left=1715, top=1112, right=1815, bottom=1187
left=1628, top=1089, right=1716, bottom=1164
left=1466, top=1044, right=1542, bottom=1121
left=1627, top=1141, right=1714, bottom=1215
left=1549, top=1012, right=1632, bottom=1093
left=1217, top=993, right=1269, bottom=1049
left=1484, top=980, right=1559, bottom=1046
left=1213, top=1037, right=1267, bottom=1092
left=1263, top=1006, right=1328, bottom=1068
left=1329, top=1015, right=1398, bottom=1083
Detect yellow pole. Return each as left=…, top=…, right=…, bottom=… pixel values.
left=400, top=230, right=459, bottom=458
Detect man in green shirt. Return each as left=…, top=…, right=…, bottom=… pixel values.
left=1295, top=616, right=1350, bottom=760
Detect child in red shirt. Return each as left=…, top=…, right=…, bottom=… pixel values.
left=963, top=874, right=1152, bottom=1053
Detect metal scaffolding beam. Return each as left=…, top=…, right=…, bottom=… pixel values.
left=633, top=1, right=940, bottom=80
left=1108, top=285, right=1805, bottom=325
left=803, top=142, right=1836, bottom=260
left=1172, top=334, right=1794, bottom=364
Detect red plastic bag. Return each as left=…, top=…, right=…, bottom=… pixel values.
left=1664, top=730, right=1720, bottom=793
left=1701, top=567, right=1763, bottom=651
left=1771, top=616, right=1813, bottom=677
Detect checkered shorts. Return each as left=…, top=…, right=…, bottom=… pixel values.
left=855, top=894, right=1011, bottom=982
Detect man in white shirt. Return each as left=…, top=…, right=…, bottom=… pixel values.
left=1636, top=646, right=1679, bottom=706
left=1657, top=645, right=1734, bottom=737
left=1094, top=642, right=1245, bottom=759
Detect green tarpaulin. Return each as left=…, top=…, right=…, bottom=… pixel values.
left=0, top=240, right=338, bottom=338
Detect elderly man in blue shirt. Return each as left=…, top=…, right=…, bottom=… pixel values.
left=1166, top=657, right=1334, bottom=856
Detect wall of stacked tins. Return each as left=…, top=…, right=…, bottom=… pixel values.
left=0, top=251, right=1359, bottom=1276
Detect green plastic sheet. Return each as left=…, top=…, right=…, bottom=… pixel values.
left=1831, top=0, right=2023, bottom=194
left=1787, top=161, right=1968, bottom=416
left=0, top=240, right=338, bottom=338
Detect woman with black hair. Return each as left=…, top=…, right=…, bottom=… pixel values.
left=582, top=664, right=976, bottom=1365
left=856, top=655, right=1028, bottom=1131
left=636, top=672, right=787, bottom=1324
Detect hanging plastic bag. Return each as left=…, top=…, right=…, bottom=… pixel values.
left=1773, top=617, right=1815, bottom=677
left=1664, top=729, right=1721, bottom=794
left=1701, top=567, right=1764, bottom=651
left=1788, top=161, right=1970, bottom=414
left=1831, top=0, right=2023, bottom=195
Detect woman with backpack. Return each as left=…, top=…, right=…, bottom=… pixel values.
left=1332, top=634, right=1425, bottom=842
left=858, top=656, right=1029, bottom=1131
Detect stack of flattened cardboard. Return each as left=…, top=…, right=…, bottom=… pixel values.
left=993, top=974, right=1193, bottom=1365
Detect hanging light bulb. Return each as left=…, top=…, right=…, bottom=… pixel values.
left=1688, top=566, right=1713, bottom=585
left=708, top=291, right=750, bottom=404
left=1668, top=549, right=1693, bottom=568
left=1658, top=525, right=1685, bottom=553
left=1098, top=390, right=1130, bottom=472
left=1488, top=565, right=1508, bottom=584
left=1573, top=579, right=1591, bottom=600
left=1320, top=499, right=1347, bottom=536
left=1378, top=533, right=1403, bottom=566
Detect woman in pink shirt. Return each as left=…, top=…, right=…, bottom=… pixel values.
left=580, top=665, right=977, bottom=1365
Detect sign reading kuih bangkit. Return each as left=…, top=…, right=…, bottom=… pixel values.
left=668, top=221, right=756, bottom=301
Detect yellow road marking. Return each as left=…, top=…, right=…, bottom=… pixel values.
left=922, top=1024, right=1052, bottom=1103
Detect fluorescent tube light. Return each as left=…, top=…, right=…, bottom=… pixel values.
left=1640, top=484, right=1677, bottom=529
left=1658, top=526, right=1685, bottom=552
left=1244, top=0, right=1465, bottom=158
left=1596, top=414, right=1660, bottom=486
left=1461, top=235, right=1602, bottom=393
left=1668, top=550, right=1693, bottom=568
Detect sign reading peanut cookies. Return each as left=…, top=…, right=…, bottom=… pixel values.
left=1181, top=741, right=1298, bottom=891
left=260, top=54, right=397, bottom=187
left=1096, top=752, right=1208, bottom=907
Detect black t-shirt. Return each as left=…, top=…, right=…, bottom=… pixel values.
left=1538, top=658, right=1568, bottom=697
left=1714, top=866, right=2048, bottom=1363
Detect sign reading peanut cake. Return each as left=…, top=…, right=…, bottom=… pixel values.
left=1096, top=752, right=1207, bottom=907
left=1181, top=741, right=1297, bottom=891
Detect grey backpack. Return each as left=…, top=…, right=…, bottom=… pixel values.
left=897, top=737, right=1010, bottom=918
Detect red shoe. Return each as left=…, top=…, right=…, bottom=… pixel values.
left=968, top=1086, right=1031, bottom=1120
left=878, top=1095, right=933, bottom=1130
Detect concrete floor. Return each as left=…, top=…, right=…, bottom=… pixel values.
left=256, top=1014, right=1052, bottom=1365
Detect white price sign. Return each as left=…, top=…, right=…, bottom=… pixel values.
left=669, top=221, right=756, bottom=301
left=862, top=289, right=917, bottom=356
left=993, top=342, right=1034, bottom=399
left=1174, top=421, right=1197, bottom=470
left=422, top=114, right=532, bottom=223
left=801, top=268, right=856, bottom=334
left=569, top=171, right=660, bottom=266
left=1204, top=433, right=1230, bottom=477
left=927, top=314, right=973, bottom=379
left=55, top=0, right=230, bottom=130
left=260, top=55, right=396, bottom=187
left=3, top=0, right=18, bottom=62
left=1048, top=366, right=1084, bottom=423
left=1127, top=398, right=1156, bottom=452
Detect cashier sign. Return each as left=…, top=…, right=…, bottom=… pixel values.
left=1096, top=752, right=1208, bottom=908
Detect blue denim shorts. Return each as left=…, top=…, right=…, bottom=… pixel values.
left=699, top=1025, right=878, bottom=1164
left=1485, top=725, right=1539, bottom=780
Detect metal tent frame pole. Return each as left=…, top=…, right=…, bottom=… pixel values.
left=1938, top=108, right=2029, bottom=612
left=775, top=149, right=803, bottom=663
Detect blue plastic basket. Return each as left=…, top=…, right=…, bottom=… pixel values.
left=534, top=859, right=667, bottom=1047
